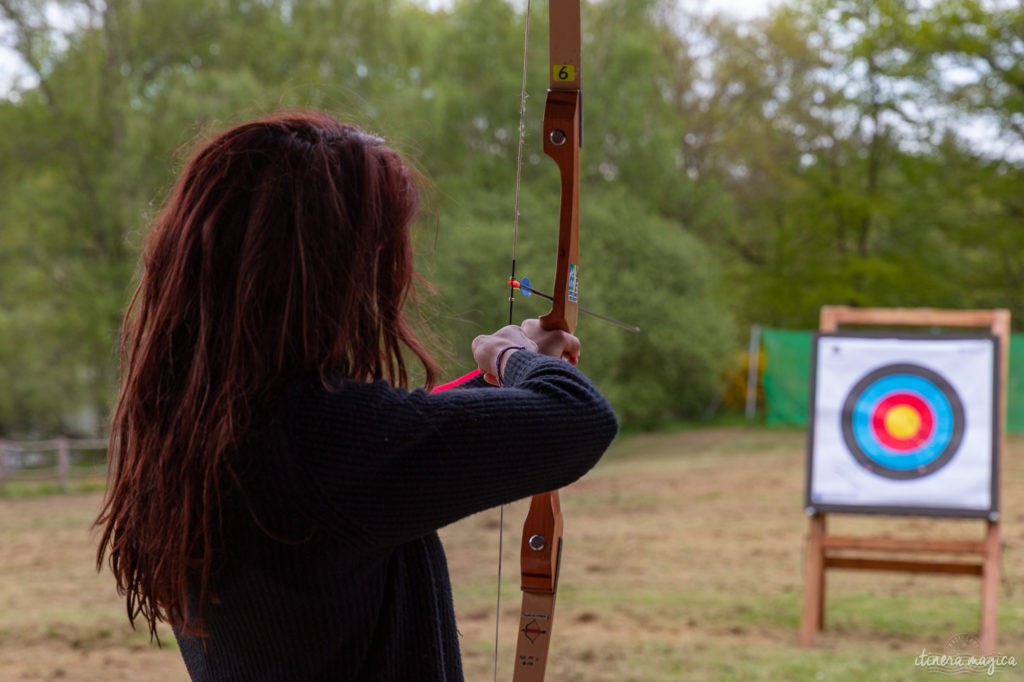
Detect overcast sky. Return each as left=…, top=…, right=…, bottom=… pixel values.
left=1, top=1, right=779, bottom=99
left=417, top=0, right=779, bottom=18
left=1, top=1, right=779, bottom=93
left=701, top=0, right=777, bottom=17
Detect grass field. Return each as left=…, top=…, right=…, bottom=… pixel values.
left=1, top=426, right=1021, bottom=680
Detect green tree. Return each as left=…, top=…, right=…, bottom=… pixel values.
left=657, top=0, right=1022, bottom=331
left=917, top=0, right=1024, bottom=148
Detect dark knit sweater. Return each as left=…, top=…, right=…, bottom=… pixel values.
left=175, top=351, right=618, bottom=681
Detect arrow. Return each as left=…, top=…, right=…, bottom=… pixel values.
left=510, top=278, right=640, bottom=333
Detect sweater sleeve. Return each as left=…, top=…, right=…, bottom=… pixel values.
left=280, top=351, right=617, bottom=549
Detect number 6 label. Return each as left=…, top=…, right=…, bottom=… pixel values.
left=552, top=64, right=576, bottom=82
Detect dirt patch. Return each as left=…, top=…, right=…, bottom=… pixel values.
left=0, top=495, right=184, bottom=681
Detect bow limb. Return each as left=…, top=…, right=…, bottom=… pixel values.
left=513, top=1, right=581, bottom=679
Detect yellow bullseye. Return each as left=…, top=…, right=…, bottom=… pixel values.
left=884, top=404, right=922, bottom=440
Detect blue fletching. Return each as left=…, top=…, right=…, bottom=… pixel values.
left=519, top=276, right=533, bottom=297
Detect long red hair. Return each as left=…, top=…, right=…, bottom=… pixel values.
left=95, top=111, right=439, bottom=638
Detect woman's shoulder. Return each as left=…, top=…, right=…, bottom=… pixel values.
left=281, top=372, right=404, bottom=405
left=272, top=373, right=429, bottom=439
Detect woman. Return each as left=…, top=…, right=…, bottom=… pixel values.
left=95, top=111, right=617, bottom=681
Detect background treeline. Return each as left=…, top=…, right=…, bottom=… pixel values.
left=0, top=0, right=1021, bottom=435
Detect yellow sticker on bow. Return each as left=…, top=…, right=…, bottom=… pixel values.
left=552, top=64, right=576, bottom=83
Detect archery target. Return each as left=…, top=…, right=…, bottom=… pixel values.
left=807, top=334, right=998, bottom=517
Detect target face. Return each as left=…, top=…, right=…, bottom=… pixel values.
left=841, top=364, right=964, bottom=480
left=806, top=333, right=999, bottom=518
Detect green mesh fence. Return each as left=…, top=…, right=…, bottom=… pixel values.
left=761, top=328, right=1024, bottom=433
left=761, top=329, right=813, bottom=426
left=1007, top=336, right=1024, bottom=433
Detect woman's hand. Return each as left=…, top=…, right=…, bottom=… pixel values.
left=472, top=320, right=580, bottom=386
left=521, top=319, right=580, bottom=365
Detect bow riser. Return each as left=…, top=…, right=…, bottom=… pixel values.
left=538, top=90, right=581, bottom=335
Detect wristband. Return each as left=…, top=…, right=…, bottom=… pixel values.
left=495, top=346, right=526, bottom=387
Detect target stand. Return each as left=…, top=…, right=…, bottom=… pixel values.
left=799, top=306, right=1009, bottom=654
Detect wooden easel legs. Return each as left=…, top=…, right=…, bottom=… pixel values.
left=799, top=515, right=1001, bottom=654
left=799, top=514, right=826, bottom=647
left=980, top=520, right=1001, bottom=655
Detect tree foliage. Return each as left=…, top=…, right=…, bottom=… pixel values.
left=0, top=0, right=1021, bottom=434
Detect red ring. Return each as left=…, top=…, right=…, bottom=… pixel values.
left=871, top=392, right=934, bottom=451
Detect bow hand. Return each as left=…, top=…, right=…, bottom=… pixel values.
left=521, top=319, right=580, bottom=365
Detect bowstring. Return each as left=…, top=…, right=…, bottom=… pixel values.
left=495, top=1, right=533, bottom=680
left=507, top=0, right=533, bottom=325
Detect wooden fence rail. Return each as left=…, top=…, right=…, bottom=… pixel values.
left=0, top=438, right=109, bottom=491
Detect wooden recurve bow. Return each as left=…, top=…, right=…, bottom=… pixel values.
left=512, top=2, right=582, bottom=679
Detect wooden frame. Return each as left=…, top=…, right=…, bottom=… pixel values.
left=799, top=306, right=1009, bottom=654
